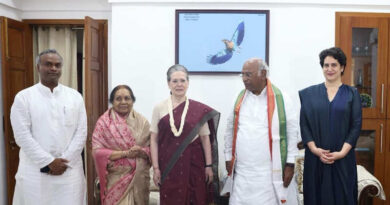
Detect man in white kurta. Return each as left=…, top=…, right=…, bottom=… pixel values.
left=224, top=58, right=299, bottom=205
left=10, top=49, right=87, bottom=205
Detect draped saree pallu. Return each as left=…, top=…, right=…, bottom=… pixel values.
left=92, top=109, right=151, bottom=205
left=228, top=79, right=288, bottom=204
left=158, top=100, right=220, bottom=205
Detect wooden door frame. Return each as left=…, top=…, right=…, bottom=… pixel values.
left=335, top=12, right=390, bottom=84
left=335, top=12, right=390, bottom=42
left=335, top=12, right=389, bottom=119
left=1, top=17, right=34, bottom=204
left=21, top=18, right=108, bottom=204
left=385, top=120, right=390, bottom=205
left=23, top=19, right=107, bottom=25
left=336, top=13, right=389, bottom=205
left=361, top=119, right=386, bottom=205
left=84, top=17, right=109, bottom=204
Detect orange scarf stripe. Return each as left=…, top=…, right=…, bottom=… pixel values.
left=229, top=90, right=246, bottom=176
left=229, top=81, right=288, bottom=204
left=266, top=79, right=275, bottom=160
left=229, top=79, right=276, bottom=176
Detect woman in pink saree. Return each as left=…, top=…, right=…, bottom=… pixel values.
left=92, top=85, right=151, bottom=205
left=150, top=65, right=220, bottom=205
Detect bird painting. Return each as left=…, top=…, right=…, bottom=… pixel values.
left=207, top=21, right=245, bottom=65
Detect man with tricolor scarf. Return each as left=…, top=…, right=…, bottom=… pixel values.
left=224, top=58, right=299, bottom=205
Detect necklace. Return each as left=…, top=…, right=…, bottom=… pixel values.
left=167, top=96, right=189, bottom=137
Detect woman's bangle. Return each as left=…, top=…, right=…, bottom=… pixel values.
left=121, top=151, right=128, bottom=158
left=205, top=164, right=213, bottom=168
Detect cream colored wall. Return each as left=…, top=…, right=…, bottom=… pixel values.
left=2, top=0, right=390, bottom=203
left=110, top=0, right=390, bottom=177
left=0, top=2, right=21, bottom=20
left=0, top=1, right=111, bottom=203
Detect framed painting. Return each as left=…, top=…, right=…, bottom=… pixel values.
left=175, top=10, right=269, bottom=73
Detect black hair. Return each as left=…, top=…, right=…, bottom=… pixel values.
left=36, top=49, right=63, bottom=66
left=319, top=47, right=347, bottom=75
left=109, top=85, right=136, bottom=104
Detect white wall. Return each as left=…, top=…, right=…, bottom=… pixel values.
left=0, top=2, right=21, bottom=20
left=20, top=0, right=109, bottom=11
left=19, top=0, right=112, bottom=27
left=110, top=1, right=390, bottom=176
left=20, top=0, right=113, bottom=96
left=0, top=0, right=20, bottom=7
left=2, top=0, right=390, bottom=189
left=111, top=0, right=390, bottom=3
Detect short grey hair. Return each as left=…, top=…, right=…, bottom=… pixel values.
left=245, top=58, right=269, bottom=77
left=167, top=64, right=189, bottom=82
left=257, top=59, right=269, bottom=77
left=35, top=49, right=63, bottom=67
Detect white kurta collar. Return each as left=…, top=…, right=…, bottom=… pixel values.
left=248, top=86, right=267, bottom=98
left=37, top=82, right=63, bottom=96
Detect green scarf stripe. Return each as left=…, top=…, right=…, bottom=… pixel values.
left=272, top=85, right=287, bottom=173
left=233, top=90, right=246, bottom=120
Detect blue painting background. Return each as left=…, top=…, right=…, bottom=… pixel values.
left=178, top=12, right=268, bottom=72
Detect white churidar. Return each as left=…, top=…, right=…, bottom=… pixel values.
left=10, top=83, right=87, bottom=205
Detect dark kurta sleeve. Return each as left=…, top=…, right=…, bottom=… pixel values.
left=299, top=91, right=314, bottom=145
left=345, top=88, right=362, bottom=147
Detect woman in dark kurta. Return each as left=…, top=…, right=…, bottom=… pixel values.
left=150, top=64, right=220, bottom=205
left=299, top=47, right=362, bottom=205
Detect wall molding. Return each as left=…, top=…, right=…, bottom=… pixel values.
left=108, top=0, right=390, bottom=6
left=0, top=3, right=22, bottom=12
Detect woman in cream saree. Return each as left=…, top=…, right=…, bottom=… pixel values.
left=92, top=85, right=151, bottom=205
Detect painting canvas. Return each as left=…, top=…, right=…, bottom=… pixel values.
left=176, top=10, right=269, bottom=73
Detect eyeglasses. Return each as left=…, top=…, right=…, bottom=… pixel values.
left=239, top=72, right=255, bottom=78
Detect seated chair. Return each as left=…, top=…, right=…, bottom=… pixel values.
left=295, top=149, right=386, bottom=205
